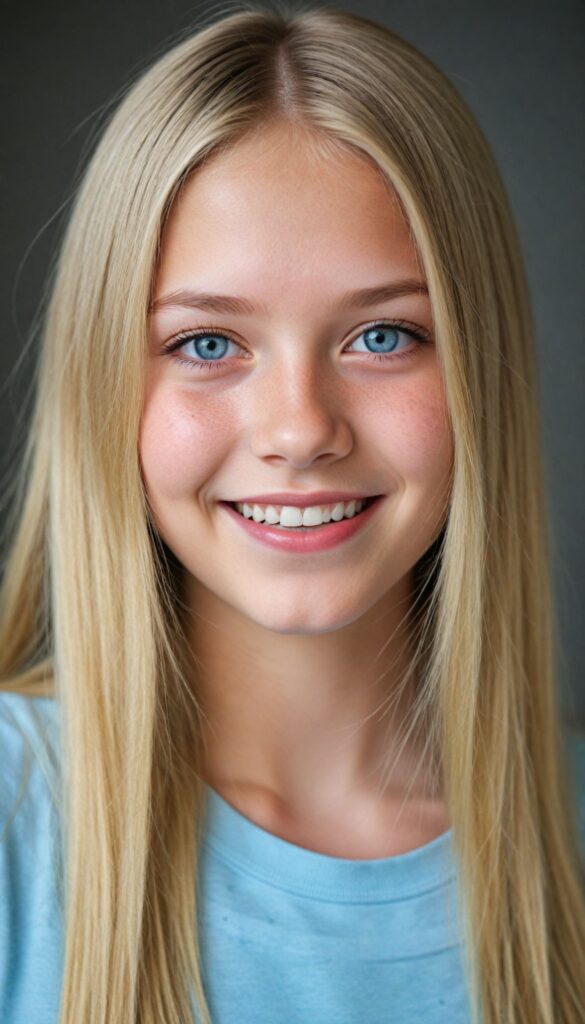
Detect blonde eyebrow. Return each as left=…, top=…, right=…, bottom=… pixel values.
left=149, top=278, right=428, bottom=316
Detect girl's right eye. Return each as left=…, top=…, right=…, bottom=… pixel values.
left=162, top=329, right=247, bottom=372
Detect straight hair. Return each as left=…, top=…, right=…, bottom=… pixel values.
left=1, top=3, right=584, bottom=1021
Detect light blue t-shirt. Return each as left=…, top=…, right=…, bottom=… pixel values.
left=1, top=692, right=584, bottom=1023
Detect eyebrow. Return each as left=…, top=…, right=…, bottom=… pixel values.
left=149, top=278, right=428, bottom=316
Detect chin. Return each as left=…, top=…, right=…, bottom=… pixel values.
left=237, top=596, right=371, bottom=636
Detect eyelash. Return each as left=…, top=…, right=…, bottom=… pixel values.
left=161, top=320, right=430, bottom=372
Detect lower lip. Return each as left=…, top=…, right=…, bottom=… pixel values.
left=217, top=496, right=386, bottom=553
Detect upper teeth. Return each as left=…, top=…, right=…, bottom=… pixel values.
left=234, top=498, right=367, bottom=527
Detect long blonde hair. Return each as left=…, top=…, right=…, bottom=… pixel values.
left=1, top=3, right=583, bottom=1022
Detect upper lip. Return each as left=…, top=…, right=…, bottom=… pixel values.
left=223, top=491, right=380, bottom=507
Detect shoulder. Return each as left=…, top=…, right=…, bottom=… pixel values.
left=0, top=691, right=60, bottom=833
left=0, top=694, right=64, bottom=1017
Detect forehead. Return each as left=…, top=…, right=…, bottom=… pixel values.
left=155, top=125, right=423, bottom=298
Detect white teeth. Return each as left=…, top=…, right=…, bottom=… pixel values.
left=235, top=498, right=367, bottom=528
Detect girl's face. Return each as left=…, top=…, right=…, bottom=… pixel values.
left=141, top=125, right=453, bottom=634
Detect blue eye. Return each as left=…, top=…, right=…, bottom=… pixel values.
left=163, top=330, right=244, bottom=371
left=349, top=324, right=416, bottom=356
left=185, top=333, right=235, bottom=361
left=163, top=320, right=429, bottom=372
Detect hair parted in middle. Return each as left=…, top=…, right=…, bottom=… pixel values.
left=1, top=4, right=583, bottom=1024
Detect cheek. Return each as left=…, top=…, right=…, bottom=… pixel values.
left=139, top=386, right=232, bottom=500
left=365, top=374, right=453, bottom=485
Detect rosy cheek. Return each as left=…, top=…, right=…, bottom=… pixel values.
left=365, top=375, right=452, bottom=479
left=139, top=386, right=233, bottom=499
left=405, top=392, right=452, bottom=471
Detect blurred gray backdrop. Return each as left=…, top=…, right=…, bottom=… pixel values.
left=1, top=0, right=583, bottom=722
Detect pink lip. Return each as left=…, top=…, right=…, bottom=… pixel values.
left=223, top=491, right=378, bottom=507
left=218, top=495, right=386, bottom=553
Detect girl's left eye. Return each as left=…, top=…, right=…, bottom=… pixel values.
left=161, top=321, right=430, bottom=372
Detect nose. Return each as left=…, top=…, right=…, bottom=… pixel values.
left=249, top=358, right=353, bottom=470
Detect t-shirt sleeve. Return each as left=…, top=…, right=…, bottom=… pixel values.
left=0, top=693, right=64, bottom=1023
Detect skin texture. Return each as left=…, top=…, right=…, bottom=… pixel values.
left=141, top=122, right=454, bottom=857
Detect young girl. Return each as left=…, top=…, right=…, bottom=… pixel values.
left=1, top=5, right=583, bottom=1023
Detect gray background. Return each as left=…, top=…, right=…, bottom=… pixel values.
left=1, top=0, right=583, bottom=722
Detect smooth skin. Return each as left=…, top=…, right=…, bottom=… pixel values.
left=142, top=122, right=453, bottom=857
